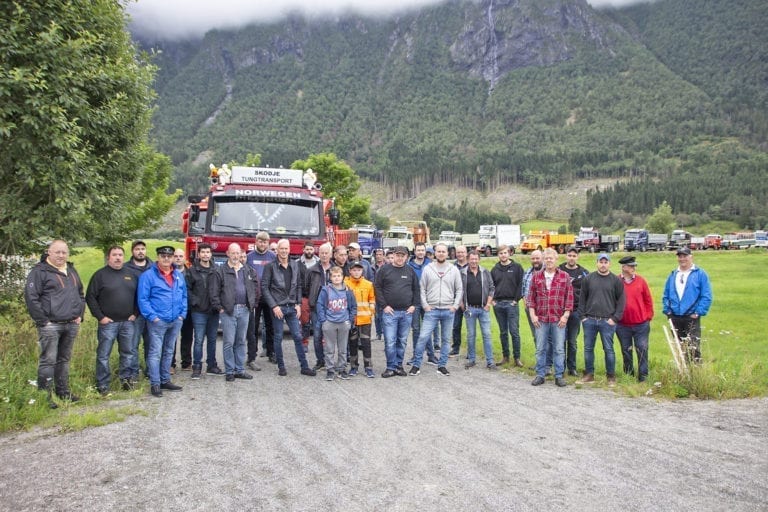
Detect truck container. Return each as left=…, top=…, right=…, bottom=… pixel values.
left=478, top=224, right=521, bottom=256
left=575, top=227, right=619, bottom=253
left=351, top=224, right=381, bottom=260
left=623, top=229, right=668, bottom=252
left=520, top=231, right=576, bottom=254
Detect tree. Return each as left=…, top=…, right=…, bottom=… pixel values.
left=646, top=201, right=675, bottom=234
left=290, top=153, right=371, bottom=227
left=0, top=1, right=177, bottom=255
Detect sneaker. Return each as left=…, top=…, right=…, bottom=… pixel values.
left=577, top=373, right=595, bottom=384
left=97, top=387, right=110, bottom=397
left=555, top=377, right=567, bottom=387
left=394, top=366, right=408, bottom=377
left=225, top=374, right=235, bottom=382
left=300, top=367, right=317, bottom=377
left=348, top=368, right=358, bottom=377
left=486, top=363, right=498, bottom=371
left=514, top=358, right=524, bottom=367
left=409, top=366, right=421, bottom=376
left=339, top=371, right=349, bottom=380
left=406, top=359, right=414, bottom=366
left=234, top=372, right=253, bottom=380
left=437, top=366, right=450, bottom=376
left=381, top=369, right=396, bottom=378
left=464, top=361, right=476, bottom=369
left=426, top=357, right=439, bottom=366
left=160, top=382, right=183, bottom=391
left=312, top=361, right=326, bottom=371
left=56, top=392, right=80, bottom=402
left=531, top=376, right=546, bottom=386
left=247, top=361, right=262, bottom=372
left=365, top=368, right=375, bottom=378
left=278, top=368, right=288, bottom=376
left=121, top=379, right=134, bottom=391
left=325, top=371, right=335, bottom=381
left=150, top=385, right=163, bottom=397
left=607, top=375, right=617, bottom=388
left=191, top=368, right=202, bottom=380
left=207, top=365, right=224, bottom=375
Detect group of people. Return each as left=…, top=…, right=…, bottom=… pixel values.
left=23, top=235, right=713, bottom=404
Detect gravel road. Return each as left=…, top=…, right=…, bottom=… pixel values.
left=1, top=337, right=766, bottom=512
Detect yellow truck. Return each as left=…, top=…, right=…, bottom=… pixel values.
left=520, top=231, right=576, bottom=254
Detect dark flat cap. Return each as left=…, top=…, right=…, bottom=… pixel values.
left=619, top=256, right=637, bottom=266
left=156, top=245, right=175, bottom=255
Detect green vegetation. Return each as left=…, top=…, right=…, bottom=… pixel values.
left=0, top=1, right=178, bottom=255
left=423, top=201, right=512, bottom=234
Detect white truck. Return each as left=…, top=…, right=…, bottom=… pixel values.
left=478, top=224, right=521, bottom=256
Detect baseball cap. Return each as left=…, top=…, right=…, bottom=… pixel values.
left=350, top=261, right=365, bottom=269
left=394, top=246, right=408, bottom=255
left=597, top=252, right=610, bottom=262
left=348, top=242, right=361, bottom=250
left=131, top=240, right=146, bottom=250
left=676, top=247, right=692, bottom=255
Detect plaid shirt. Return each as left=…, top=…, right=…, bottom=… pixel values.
left=527, top=268, right=574, bottom=323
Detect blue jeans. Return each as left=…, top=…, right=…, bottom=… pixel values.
left=582, top=318, right=617, bottom=376
left=564, top=311, right=581, bottom=372
left=383, top=310, right=412, bottom=370
left=36, top=322, right=79, bottom=394
left=95, top=320, right=135, bottom=389
left=147, top=317, right=183, bottom=386
left=493, top=301, right=521, bottom=359
left=128, top=314, right=149, bottom=379
left=272, top=305, right=310, bottom=371
left=616, top=321, right=650, bottom=379
left=465, top=307, right=494, bottom=366
left=413, top=308, right=454, bottom=368
left=191, top=311, right=219, bottom=368
left=410, top=305, right=435, bottom=361
left=534, top=322, right=566, bottom=378
left=221, top=305, right=249, bottom=375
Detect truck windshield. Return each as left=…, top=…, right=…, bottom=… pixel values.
left=209, top=198, right=321, bottom=236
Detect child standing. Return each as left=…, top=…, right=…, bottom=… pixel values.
left=317, top=266, right=357, bottom=380
left=345, top=261, right=376, bottom=378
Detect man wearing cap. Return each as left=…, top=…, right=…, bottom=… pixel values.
left=374, top=246, right=419, bottom=377
left=577, top=252, right=625, bottom=386
left=25, top=240, right=86, bottom=404
left=246, top=231, right=276, bottom=365
left=137, top=245, right=187, bottom=397
left=348, top=242, right=374, bottom=281
left=559, top=247, right=589, bottom=376
left=125, top=240, right=153, bottom=381
left=662, top=247, right=712, bottom=363
left=616, top=256, right=654, bottom=382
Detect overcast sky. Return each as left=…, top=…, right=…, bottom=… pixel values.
left=128, top=0, right=651, bottom=40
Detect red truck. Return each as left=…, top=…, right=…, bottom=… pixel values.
left=575, top=227, right=620, bottom=253
left=182, top=165, right=340, bottom=263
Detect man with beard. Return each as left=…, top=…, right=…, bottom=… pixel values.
left=185, top=243, right=223, bottom=378
left=490, top=245, right=525, bottom=367
left=558, top=247, right=589, bottom=376
left=408, top=243, right=463, bottom=377
left=125, top=240, right=152, bottom=381
left=246, top=231, right=276, bottom=365
left=299, top=241, right=319, bottom=354
left=407, top=242, right=437, bottom=366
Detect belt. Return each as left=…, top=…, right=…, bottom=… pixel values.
left=468, top=304, right=484, bottom=308
left=50, top=319, right=76, bottom=324
left=586, top=316, right=610, bottom=320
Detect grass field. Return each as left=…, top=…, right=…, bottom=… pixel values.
left=1, top=243, right=765, bottom=432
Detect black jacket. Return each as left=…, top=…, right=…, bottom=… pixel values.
left=186, top=261, right=217, bottom=313
left=307, top=262, right=332, bottom=308
left=25, top=261, right=86, bottom=327
left=210, top=263, right=259, bottom=315
left=261, top=259, right=301, bottom=308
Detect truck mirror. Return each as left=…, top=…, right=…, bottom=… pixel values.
left=329, top=208, right=340, bottom=226
left=189, top=204, right=200, bottom=224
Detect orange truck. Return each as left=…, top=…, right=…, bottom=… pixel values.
left=520, top=231, right=576, bottom=254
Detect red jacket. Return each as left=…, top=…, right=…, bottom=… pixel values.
left=619, top=275, right=653, bottom=325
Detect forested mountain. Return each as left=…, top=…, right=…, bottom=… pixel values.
left=133, top=0, right=768, bottom=227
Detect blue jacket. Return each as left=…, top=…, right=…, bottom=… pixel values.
left=316, top=284, right=357, bottom=324
left=138, top=263, right=188, bottom=322
left=662, top=266, right=712, bottom=317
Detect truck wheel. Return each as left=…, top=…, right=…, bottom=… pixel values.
left=589, top=246, right=596, bottom=253
left=640, top=245, right=647, bottom=252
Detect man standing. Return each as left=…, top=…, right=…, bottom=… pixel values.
left=461, top=252, right=496, bottom=370
left=371, top=248, right=387, bottom=341
left=332, top=244, right=350, bottom=276
left=172, top=248, right=193, bottom=373
left=616, top=256, right=654, bottom=382
left=246, top=231, right=275, bottom=364
left=490, top=244, right=525, bottom=367
left=577, top=253, right=625, bottom=387
left=409, top=243, right=463, bottom=377
left=407, top=242, right=437, bottom=366
left=298, top=241, right=319, bottom=354
left=662, top=247, right=712, bottom=364
left=25, top=240, right=85, bottom=404
left=138, top=246, right=187, bottom=397
left=449, top=245, right=468, bottom=357
left=375, top=246, right=419, bottom=378
left=125, top=240, right=152, bottom=380
left=185, top=243, right=223, bottom=379
left=522, top=250, right=544, bottom=370
left=307, top=243, right=333, bottom=370
left=86, top=246, right=137, bottom=394
left=558, top=247, right=589, bottom=376
left=261, top=239, right=316, bottom=377
left=210, top=243, right=259, bottom=382
left=527, top=248, right=574, bottom=387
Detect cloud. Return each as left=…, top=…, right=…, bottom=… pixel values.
left=127, top=0, right=653, bottom=41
